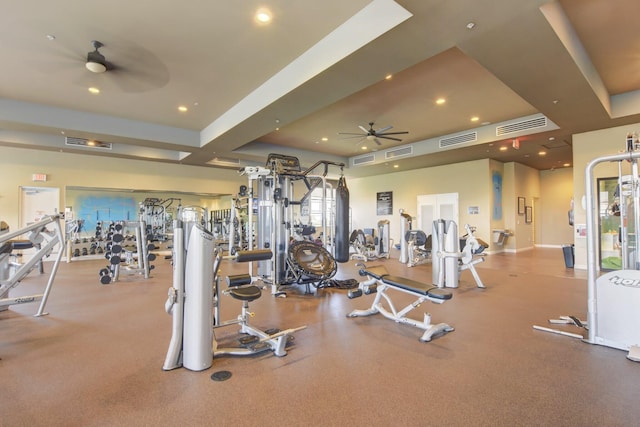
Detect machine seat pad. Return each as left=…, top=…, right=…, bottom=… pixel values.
left=235, top=249, right=272, bottom=263
left=381, top=275, right=452, bottom=300
left=359, top=265, right=390, bottom=279
left=228, top=285, right=262, bottom=301
left=10, top=239, right=34, bottom=250
left=227, top=274, right=252, bottom=287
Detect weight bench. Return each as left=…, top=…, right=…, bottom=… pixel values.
left=347, top=264, right=454, bottom=342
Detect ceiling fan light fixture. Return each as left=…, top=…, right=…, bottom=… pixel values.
left=86, top=60, right=106, bottom=73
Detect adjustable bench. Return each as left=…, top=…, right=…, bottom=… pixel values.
left=347, top=265, right=454, bottom=342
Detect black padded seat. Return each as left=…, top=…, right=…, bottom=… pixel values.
left=10, top=239, right=33, bottom=250
left=380, top=275, right=452, bottom=300
left=228, top=285, right=262, bottom=302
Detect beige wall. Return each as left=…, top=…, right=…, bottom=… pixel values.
left=348, top=159, right=495, bottom=249
left=539, top=168, right=574, bottom=246
left=572, top=121, right=640, bottom=269
left=0, top=146, right=245, bottom=230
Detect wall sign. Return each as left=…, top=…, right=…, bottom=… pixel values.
left=376, top=191, right=393, bottom=215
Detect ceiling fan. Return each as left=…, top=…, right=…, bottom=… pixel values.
left=42, top=38, right=170, bottom=93
left=338, top=122, right=409, bottom=146
left=85, top=40, right=113, bottom=73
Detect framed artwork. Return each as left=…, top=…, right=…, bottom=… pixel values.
left=525, top=206, right=533, bottom=223
left=518, top=197, right=526, bottom=215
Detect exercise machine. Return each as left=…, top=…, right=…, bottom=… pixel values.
left=432, top=220, right=487, bottom=288
left=0, top=215, right=64, bottom=316
left=213, top=250, right=306, bottom=358
left=398, top=209, right=412, bottom=264
left=349, top=229, right=377, bottom=262
left=376, top=220, right=392, bottom=259
left=163, top=219, right=305, bottom=371
left=347, top=263, right=454, bottom=342
left=405, top=229, right=432, bottom=267
left=582, top=136, right=640, bottom=361
left=238, top=154, right=348, bottom=295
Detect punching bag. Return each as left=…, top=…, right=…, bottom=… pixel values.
left=335, top=176, right=350, bottom=263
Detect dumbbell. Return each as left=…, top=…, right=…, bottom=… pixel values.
left=99, top=267, right=112, bottom=285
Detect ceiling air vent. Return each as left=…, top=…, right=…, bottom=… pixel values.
left=352, top=153, right=375, bottom=166
left=65, top=136, right=112, bottom=150
left=496, top=116, right=547, bottom=136
left=439, top=132, right=477, bottom=148
left=385, top=145, right=413, bottom=159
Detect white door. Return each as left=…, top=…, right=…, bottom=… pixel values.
left=417, top=193, right=459, bottom=235
left=19, top=186, right=61, bottom=257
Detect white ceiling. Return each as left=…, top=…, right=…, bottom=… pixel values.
left=1, top=0, right=639, bottom=178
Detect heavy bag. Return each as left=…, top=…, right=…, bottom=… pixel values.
left=335, top=176, right=350, bottom=263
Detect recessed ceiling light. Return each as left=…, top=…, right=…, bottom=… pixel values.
left=46, top=34, right=56, bottom=41
left=255, top=8, right=272, bottom=24
left=466, top=22, right=476, bottom=30
left=499, top=146, right=508, bottom=151
left=361, top=146, right=367, bottom=151
left=88, top=87, right=100, bottom=94
left=538, top=151, right=547, bottom=156
left=563, top=163, right=571, bottom=167
left=321, top=137, right=328, bottom=142
left=436, top=98, right=446, bottom=105
left=393, top=164, right=399, bottom=168
left=385, top=74, right=393, bottom=80
left=178, top=105, right=188, bottom=112
left=549, top=136, right=555, bottom=141
left=471, top=116, right=479, bottom=122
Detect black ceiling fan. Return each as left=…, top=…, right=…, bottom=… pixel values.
left=338, top=122, right=409, bottom=146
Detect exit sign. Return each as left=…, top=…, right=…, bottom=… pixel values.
left=32, top=173, right=47, bottom=182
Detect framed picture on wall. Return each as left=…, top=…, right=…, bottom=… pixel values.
left=525, top=206, right=533, bottom=223
left=518, top=197, right=526, bottom=215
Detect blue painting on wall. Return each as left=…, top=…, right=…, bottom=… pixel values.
left=492, top=171, right=503, bottom=220
left=76, top=195, right=137, bottom=232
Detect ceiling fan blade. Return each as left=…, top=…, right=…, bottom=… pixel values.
left=378, top=135, right=403, bottom=142
left=339, top=134, right=367, bottom=140
left=376, top=125, right=393, bottom=133
left=338, top=132, right=366, bottom=135
left=374, top=138, right=382, bottom=146
left=377, top=131, right=409, bottom=136
left=358, top=125, right=369, bottom=133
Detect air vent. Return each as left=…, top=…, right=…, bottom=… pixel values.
left=65, top=136, right=112, bottom=150
left=385, top=145, right=413, bottom=159
left=352, top=154, right=375, bottom=166
left=496, top=116, right=547, bottom=136
left=439, top=132, right=477, bottom=148
left=207, top=156, right=241, bottom=166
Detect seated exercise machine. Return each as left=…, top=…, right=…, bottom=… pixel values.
left=213, top=250, right=306, bottom=358
left=432, top=220, right=487, bottom=289
left=349, top=229, right=378, bottom=262
left=405, top=229, right=432, bottom=267
left=0, top=215, right=64, bottom=316
left=347, top=263, right=454, bottom=342
left=163, top=220, right=305, bottom=372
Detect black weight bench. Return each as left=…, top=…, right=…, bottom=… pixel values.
left=347, top=264, right=454, bottom=342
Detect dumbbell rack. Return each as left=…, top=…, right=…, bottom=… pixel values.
left=98, top=221, right=156, bottom=284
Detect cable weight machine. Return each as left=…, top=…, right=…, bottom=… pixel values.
left=239, top=154, right=348, bottom=295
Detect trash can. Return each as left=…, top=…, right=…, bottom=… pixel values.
left=562, top=244, right=574, bottom=268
